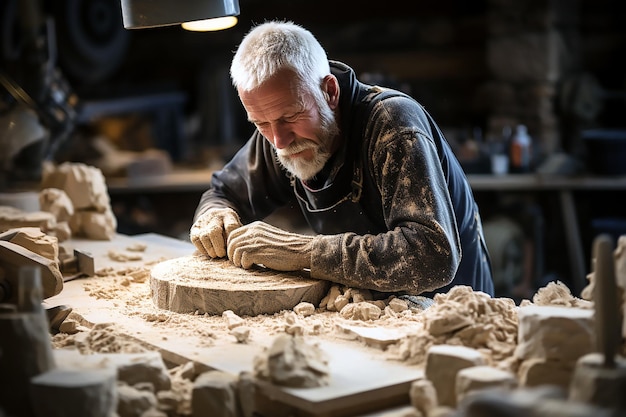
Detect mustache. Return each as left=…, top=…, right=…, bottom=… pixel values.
left=275, top=141, right=319, bottom=157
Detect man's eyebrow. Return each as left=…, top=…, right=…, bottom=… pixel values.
left=249, top=109, right=302, bottom=124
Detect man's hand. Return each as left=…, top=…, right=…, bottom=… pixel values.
left=227, top=221, right=313, bottom=271
left=190, top=208, right=242, bottom=258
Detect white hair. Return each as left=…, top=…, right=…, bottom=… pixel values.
left=230, top=21, right=331, bottom=93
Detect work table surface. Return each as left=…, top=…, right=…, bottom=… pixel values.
left=47, top=233, right=424, bottom=417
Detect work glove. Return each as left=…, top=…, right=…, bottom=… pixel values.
left=190, top=207, right=242, bottom=258
left=227, top=221, right=313, bottom=272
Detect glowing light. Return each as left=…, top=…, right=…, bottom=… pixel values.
left=182, top=16, right=238, bottom=31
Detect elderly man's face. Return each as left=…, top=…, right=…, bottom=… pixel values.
left=239, top=69, right=340, bottom=181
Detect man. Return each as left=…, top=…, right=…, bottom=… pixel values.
left=190, top=21, right=494, bottom=297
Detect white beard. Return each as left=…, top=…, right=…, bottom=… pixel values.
left=276, top=142, right=331, bottom=181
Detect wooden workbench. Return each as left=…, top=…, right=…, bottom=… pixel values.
left=47, top=233, right=424, bottom=417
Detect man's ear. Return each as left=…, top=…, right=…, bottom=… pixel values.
left=323, top=75, right=340, bottom=109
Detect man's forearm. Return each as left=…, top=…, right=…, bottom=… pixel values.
left=310, top=231, right=457, bottom=294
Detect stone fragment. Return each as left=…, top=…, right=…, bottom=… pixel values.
left=230, top=326, right=250, bottom=343
left=340, top=301, right=382, bottom=321
left=70, top=210, right=117, bottom=240
left=156, top=390, right=179, bottom=413
left=54, top=350, right=171, bottom=392
left=7, top=227, right=59, bottom=261
left=334, top=293, right=350, bottom=311
left=569, top=352, right=626, bottom=410
left=455, top=365, right=517, bottom=404
left=41, top=162, right=110, bottom=211
left=223, top=310, right=244, bottom=329
left=515, top=305, right=594, bottom=362
left=518, top=357, right=573, bottom=388
left=192, top=370, right=240, bottom=417
left=237, top=371, right=256, bottom=417
left=409, top=377, right=438, bottom=415
left=320, top=285, right=341, bottom=311
left=253, top=334, right=330, bottom=388
left=39, top=188, right=74, bottom=222
left=117, top=383, right=157, bottom=417
left=49, top=221, right=71, bottom=241
left=293, top=302, right=315, bottom=316
left=59, top=319, right=79, bottom=334
left=351, top=288, right=373, bottom=302
left=30, top=368, right=116, bottom=417
left=0, top=206, right=57, bottom=234
left=179, top=361, right=199, bottom=381
left=388, top=297, right=409, bottom=313
left=115, top=351, right=171, bottom=392
left=425, top=344, right=486, bottom=407
left=427, top=308, right=474, bottom=335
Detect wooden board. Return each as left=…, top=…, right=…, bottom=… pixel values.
left=150, top=255, right=329, bottom=316
left=191, top=341, right=423, bottom=417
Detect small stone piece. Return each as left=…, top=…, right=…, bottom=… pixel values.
left=0, top=206, right=57, bottom=234
left=115, top=351, right=171, bottom=392
left=7, top=227, right=59, bottom=261
left=41, top=162, right=110, bottom=211
left=117, top=383, right=157, bottom=417
left=569, top=352, right=626, bottom=409
left=223, top=310, right=244, bottom=329
left=388, top=298, right=409, bottom=313
left=425, top=344, right=486, bottom=407
left=192, top=370, right=240, bottom=417
left=455, top=365, right=517, bottom=404
left=321, top=285, right=342, bottom=311
left=515, top=305, right=594, bottom=362
left=409, top=378, right=438, bottom=415
left=237, top=371, right=256, bottom=417
left=293, top=302, right=315, bottom=316
left=30, top=368, right=116, bottom=417
left=253, top=334, right=330, bottom=388
left=39, top=188, right=74, bottom=222
left=518, top=357, right=573, bottom=388
left=230, top=326, right=250, bottom=343
left=340, top=301, right=382, bottom=321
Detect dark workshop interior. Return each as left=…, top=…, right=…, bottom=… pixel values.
left=2, top=1, right=626, bottom=416
left=2, top=0, right=626, bottom=301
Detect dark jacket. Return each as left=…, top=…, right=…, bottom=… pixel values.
left=196, top=61, right=494, bottom=296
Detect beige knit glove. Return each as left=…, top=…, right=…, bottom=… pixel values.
left=190, top=208, right=242, bottom=258
left=227, top=221, right=313, bottom=271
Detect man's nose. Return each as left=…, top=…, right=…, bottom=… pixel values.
left=271, top=123, right=293, bottom=149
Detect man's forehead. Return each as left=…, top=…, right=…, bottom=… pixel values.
left=240, top=78, right=310, bottom=122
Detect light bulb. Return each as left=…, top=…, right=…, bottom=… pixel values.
left=182, top=16, right=237, bottom=31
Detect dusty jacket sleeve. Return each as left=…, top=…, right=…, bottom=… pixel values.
left=310, top=96, right=461, bottom=294
left=194, top=132, right=293, bottom=223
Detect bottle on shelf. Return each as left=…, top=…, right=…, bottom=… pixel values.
left=509, top=124, right=533, bottom=173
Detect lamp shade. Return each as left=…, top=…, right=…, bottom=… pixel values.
left=120, top=0, right=240, bottom=29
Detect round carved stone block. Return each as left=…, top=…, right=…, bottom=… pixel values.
left=150, top=255, right=329, bottom=316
